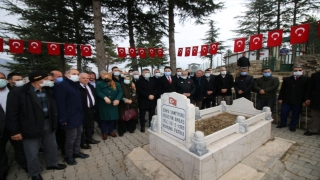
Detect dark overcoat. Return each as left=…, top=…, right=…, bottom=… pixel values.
left=77, top=83, right=97, bottom=128
left=136, top=78, right=157, bottom=109
left=118, top=82, right=139, bottom=120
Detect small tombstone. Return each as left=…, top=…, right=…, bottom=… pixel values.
left=220, top=101, right=227, bottom=112
left=262, top=106, right=272, bottom=120
left=195, top=107, right=201, bottom=120
left=235, top=116, right=248, bottom=134
left=189, top=131, right=209, bottom=156
left=151, top=115, right=158, bottom=132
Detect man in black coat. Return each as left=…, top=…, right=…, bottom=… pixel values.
left=6, top=71, right=66, bottom=180
left=216, top=67, right=234, bottom=105
left=202, top=69, right=216, bottom=109
left=112, top=66, right=124, bottom=83
left=176, top=71, right=196, bottom=101
left=158, top=66, right=177, bottom=95
left=78, top=73, right=100, bottom=149
left=234, top=67, right=254, bottom=100
left=151, top=69, right=161, bottom=100
left=173, top=68, right=182, bottom=81
left=6, top=72, right=24, bottom=90
left=237, top=52, right=250, bottom=70
left=304, top=70, right=320, bottom=136
left=277, top=66, right=309, bottom=132
left=136, top=69, right=157, bottom=132
left=192, top=70, right=207, bottom=109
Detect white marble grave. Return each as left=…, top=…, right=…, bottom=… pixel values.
left=149, top=94, right=272, bottom=180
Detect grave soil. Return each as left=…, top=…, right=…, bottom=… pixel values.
left=195, top=112, right=239, bottom=136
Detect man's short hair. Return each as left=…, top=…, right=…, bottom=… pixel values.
left=88, top=71, right=97, bottom=78
left=66, top=68, right=79, bottom=74
left=164, top=66, right=172, bottom=71
left=7, top=72, right=22, bottom=80
left=292, top=65, right=303, bottom=70
left=196, top=70, right=203, bottom=73
left=112, top=66, right=118, bottom=71
left=128, top=69, right=134, bottom=72
left=142, top=68, right=150, bottom=73
left=261, top=67, right=271, bottom=72
left=176, top=68, right=182, bottom=71
left=0, top=72, right=6, bottom=78
left=240, top=67, right=248, bottom=70
left=205, top=68, right=211, bottom=72
left=133, top=71, right=139, bottom=75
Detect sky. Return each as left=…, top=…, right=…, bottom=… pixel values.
left=0, top=0, right=247, bottom=72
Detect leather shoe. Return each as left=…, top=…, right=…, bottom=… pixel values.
left=289, top=127, right=296, bottom=132
left=73, top=152, right=89, bottom=159
left=276, top=125, right=286, bottom=128
left=140, top=129, right=145, bottom=133
left=108, top=132, right=117, bottom=137
left=80, top=144, right=91, bottom=149
left=119, top=133, right=124, bottom=137
left=102, top=134, right=108, bottom=140
left=86, top=139, right=100, bottom=144
left=304, top=131, right=317, bottom=136
left=129, top=130, right=134, bottom=133
left=64, top=157, right=77, bottom=165
left=32, top=174, right=43, bottom=180
left=47, top=164, right=67, bottom=170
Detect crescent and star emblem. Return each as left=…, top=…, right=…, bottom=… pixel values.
left=202, top=46, right=207, bottom=51
left=186, top=48, right=190, bottom=53
left=211, top=44, right=216, bottom=50
left=236, top=40, right=243, bottom=47
left=130, top=49, right=134, bottom=53
left=67, top=45, right=73, bottom=51
left=31, top=42, right=38, bottom=49
left=158, top=49, right=163, bottom=54
left=253, top=37, right=260, bottom=44
left=193, top=47, right=197, bottom=52
left=271, top=32, right=279, bottom=40
left=150, top=49, right=154, bottom=53
left=295, top=27, right=305, bottom=37
left=50, top=44, right=57, bottom=50
left=12, top=42, right=20, bottom=48
left=119, top=49, right=124, bottom=53
left=83, top=47, right=89, bottom=52
left=140, top=50, right=144, bottom=54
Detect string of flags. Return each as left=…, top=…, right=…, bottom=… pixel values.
left=116, top=47, right=164, bottom=59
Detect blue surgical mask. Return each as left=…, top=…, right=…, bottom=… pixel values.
left=240, top=72, right=247, bottom=76
left=0, top=79, right=7, bottom=88
left=263, top=72, right=271, bottom=77
left=113, top=71, right=120, bottom=76
left=124, top=79, right=130, bottom=84
left=56, top=77, right=63, bottom=83
left=144, top=73, right=151, bottom=78
left=164, top=72, right=171, bottom=76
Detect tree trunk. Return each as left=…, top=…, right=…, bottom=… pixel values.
left=127, top=0, right=138, bottom=70
left=276, top=0, right=281, bottom=29
left=168, top=0, right=176, bottom=74
left=209, top=55, right=213, bottom=68
left=71, top=0, right=82, bottom=70
left=92, top=0, right=108, bottom=73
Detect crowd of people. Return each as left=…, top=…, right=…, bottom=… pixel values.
left=0, top=63, right=319, bottom=180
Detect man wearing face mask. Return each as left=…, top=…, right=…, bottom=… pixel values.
left=202, top=69, right=216, bottom=109
left=173, top=68, right=183, bottom=80
left=7, top=72, right=24, bottom=90
left=54, top=68, right=89, bottom=166
left=216, top=67, right=234, bottom=105
left=132, top=71, right=140, bottom=83
left=112, top=66, right=124, bottom=83
left=152, top=69, right=161, bottom=100
left=50, top=70, right=63, bottom=84
left=176, top=71, right=196, bottom=101
left=136, top=69, right=157, bottom=132
left=191, top=70, right=207, bottom=108
left=253, top=68, right=279, bottom=113
left=159, top=66, right=177, bottom=94
left=6, top=71, right=67, bottom=180
left=277, top=66, right=309, bottom=132
left=128, top=69, right=134, bottom=77
left=234, top=67, right=254, bottom=100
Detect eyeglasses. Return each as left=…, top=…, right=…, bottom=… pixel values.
left=293, top=70, right=302, bottom=72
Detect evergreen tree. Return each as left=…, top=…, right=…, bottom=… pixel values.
left=305, top=16, right=320, bottom=54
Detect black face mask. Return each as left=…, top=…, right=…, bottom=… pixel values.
left=103, top=78, right=111, bottom=83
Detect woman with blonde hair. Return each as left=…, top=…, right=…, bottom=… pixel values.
left=96, top=73, right=123, bottom=140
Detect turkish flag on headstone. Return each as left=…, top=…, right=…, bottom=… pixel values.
left=117, top=47, right=126, bottom=58
left=64, top=44, right=76, bottom=56
left=148, top=48, right=156, bottom=58
left=128, top=47, right=136, bottom=58
left=177, top=48, right=183, bottom=56
left=267, top=29, right=283, bottom=47
left=9, top=39, right=24, bottom=54
left=138, top=48, right=146, bottom=58
left=47, top=43, right=60, bottom=55
left=209, top=42, right=219, bottom=54
left=290, top=23, right=310, bottom=44
left=0, top=38, right=3, bottom=52
left=28, top=40, right=42, bottom=54
left=185, top=47, right=191, bottom=56
left=318, top=21, right=320, bottom=39
left=234, top=38, right=246, bottom=53
left=200, top=45, right=208, bottom=56
left=157, top=48, right=164, bottom=58
left=249, top=34, right=263, bottom=51
left=80, top=45, right=92, bottom=56
left=192, top=46, right=198, bottom=56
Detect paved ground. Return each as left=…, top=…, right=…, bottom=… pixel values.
left=5, top=124, right=320, bottom=180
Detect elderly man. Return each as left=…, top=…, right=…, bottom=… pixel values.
left=215, top=67, right=234, bottom=105
left=176, top=71, right=196, bottom=101
left=192, top=70, right=207, bottom=108
left=132, top=71, right=140, bottom=83
left=54, top=69, right=89, bottom=165
left=6, top=71, right=66, bottom=180
left=51, top=70, right=63, bottom=83
left=234, top=67, right=254, bottom=100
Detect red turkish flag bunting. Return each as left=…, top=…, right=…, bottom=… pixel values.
left=47, top=43, right=60, bottom=55
left=185, top=47, right=191, bottom=56
left=28, top=40, right=42, bottom=54
left=200, top=45, right=208, bottom=56
left=192, top=46, right=198, bottom=56
left=157, top=48, right=164, bottom=58
left=318, top=20, right=320, bottom=39
left=64, top=44, right=76, bottom=56
left=290, top=23, right=310, bottom=44
left=210, top=42, right=219, bottom=54
left=138, top=48, right=146, bottom=58
left=234, top=38, right=246, bottom=53
left=177, top=48, right=183, bottom=56
left=0, top=38, right=3, bottom=52
left=80, top=45, right=92, bottom=56
left=249, top=34, right=263, bottom=51
left=9, top=39, right=24, bottom=54
left=267, top=29, right=283, bottom=47
left=148, top=48, right=156, bottom=58
left=117, top=47, right=126, bottom=58
left=128, top=47, right=136, bottom=58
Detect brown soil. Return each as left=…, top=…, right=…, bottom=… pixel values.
left=195, top=112, right=240, bottom=136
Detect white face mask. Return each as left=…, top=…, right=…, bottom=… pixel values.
left=15, top=80, right=24, bottom=87
left=120, top=74, right=125, bottom=77
left=177, top=72, right=182, bottom=76
left=113, top=71, right=120, bottom=76
left=293, top=71, right=303, bottom=76
left=124, top=79, right=130, bottom=84
left=181, top=76, right=187, bottom=79
left=39, top=80, right=54, bottom=87
left=129, top=73, right=133, bottom=76
left=155, top=73, right=161, bottom=77
left=69, top=75, right=79, bottom=82
left=144, top=73, right=151, bottom=78
left=205, top=73, right=211, bottom=77
left=133, top=75, right=139, bottom=80
left=220, top=71, right=227, bottom=75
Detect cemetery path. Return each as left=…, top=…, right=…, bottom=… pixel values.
left=5, top=124, right=320, bottom=180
